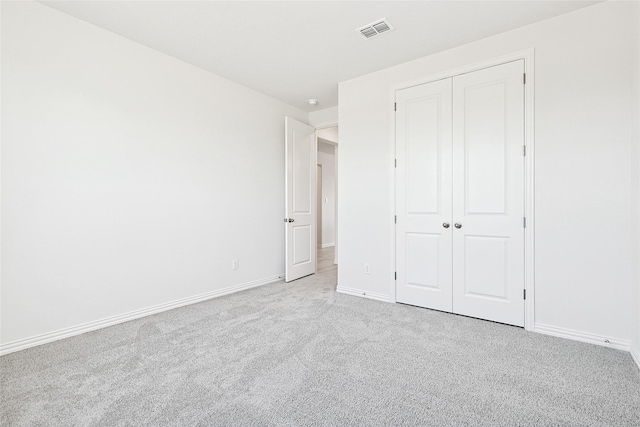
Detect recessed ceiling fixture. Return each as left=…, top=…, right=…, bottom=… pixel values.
left=356, top=18, right=394, bottom=40
left=308, top=98, right=318, bottom=106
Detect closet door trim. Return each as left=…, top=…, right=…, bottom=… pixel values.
left=389, top=49, right=535, bottom=331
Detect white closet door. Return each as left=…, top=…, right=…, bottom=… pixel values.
left=396, top=79, right=453, bottom=312
left=451, top=60, right=525, bottom=326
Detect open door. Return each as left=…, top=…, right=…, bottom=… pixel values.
left=285, top=117, right=317, bottom=282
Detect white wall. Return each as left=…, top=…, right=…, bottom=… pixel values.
left=309, top=106, right=338, bottom=128
left=339, top=1, right=638, bottom=345
left=318, top=147, right=336, bottom=247
left=633, top=1, right=640, bottom=367
left=1, top=2, right=307, bottom=349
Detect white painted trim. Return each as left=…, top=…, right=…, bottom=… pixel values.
left=336, top=285, right=391, bottom=303
left=0, top=274, right=284, bottom=356
left=631, top=345, right=640, bottom=371
left=321, top=243, right=335, bottom=248
left=313, top=120, right=339, bottom=130
left=534, top=323, right=630, bottom=352
left=0, top=1, right=3, bottom=359
left=389, top=80, right=398, bottom=303
left=522, top=49, right=536, bottom=331
left=389, top=48, right=536, bottom=329
left=390, top=49, right=534, bottom=92
left=315, top=121, right=339, bottom=268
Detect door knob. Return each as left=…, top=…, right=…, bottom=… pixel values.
left=454, top=223, right=462, bottom=229
left=443, top=222, right=450, bottom=228
left=288, top=218, right=295, bottom=223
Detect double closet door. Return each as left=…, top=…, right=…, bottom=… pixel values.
left=395, top=60, right=525, bottom=327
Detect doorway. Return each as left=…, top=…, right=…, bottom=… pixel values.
left=316, top=126, right=338, bottom=279
left=284, top=117, right=339, bottom=283
left=317, top=164, right=323, bottom=248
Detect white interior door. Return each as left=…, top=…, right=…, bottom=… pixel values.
left=452, top=60, right=525, bottom=326
left=395, top=60, right=525, bottom=327
left=396, top=79, right=453, bottom=312
left=285, top=117, right=316, bottom=282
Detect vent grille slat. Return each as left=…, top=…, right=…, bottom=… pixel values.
left=356, top=18, right=394, bottom=40
left=360, top=27, right=377, bottom=38
left=372, top=21, right=391, bottom=33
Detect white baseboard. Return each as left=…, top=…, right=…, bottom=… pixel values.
left=534, top=323, right=630, bottom=351
left=336, top=285, right=390, bottom=303
left=631, top=345, right=640, bottom=371
left=0, top=274, right=284, bottom=356
left=321, top=243, right=335, bottom=248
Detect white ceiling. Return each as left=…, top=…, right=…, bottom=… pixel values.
left=40, top=1, right=600, bottom=112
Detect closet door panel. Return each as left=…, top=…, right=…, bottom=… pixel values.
left=396, top=79, right=453, bottom=312
left=452, top=60, right=525, bottom=327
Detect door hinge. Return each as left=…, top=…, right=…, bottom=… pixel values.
left=523, top=145, right=526, bottom=156
left=394, top=215, right=397, bottom=224
left=523, top=73, right=526, bottom=84
left=394, top=102, right=397, bottom=111
left=395, top=272, right=397, bottom=280
left=394, top=159, right=397, bottom=168
left=523, top=217, right=526, bottom=228
left=523, top=289, right=526, bottom=300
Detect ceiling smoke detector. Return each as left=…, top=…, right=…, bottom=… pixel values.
left=308, top=98, right=318, bottom=106
left=356, top=18, right=394, bottom=40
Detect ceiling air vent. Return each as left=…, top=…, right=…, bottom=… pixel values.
left=356, top=18, right=394, bottom=40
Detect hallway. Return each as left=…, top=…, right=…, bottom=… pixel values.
left=316, top=246, right=336, bottom=282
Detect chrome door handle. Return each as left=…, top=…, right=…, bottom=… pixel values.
left=442, top=222, right=450, bottom=228
left=454, top=223, right=462, bottom=229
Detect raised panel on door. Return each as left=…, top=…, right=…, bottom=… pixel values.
left=396, top=79, right=453, bottom=312
left=452, top=60, right=525, bottom=326
left=292, top=225, right=311, bottom=265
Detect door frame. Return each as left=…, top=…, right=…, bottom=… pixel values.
left=315, top=122, right=339, bottom=266
left=316, top=164, right=323, bottom=248
left=389, top=48, right=535, bottom=331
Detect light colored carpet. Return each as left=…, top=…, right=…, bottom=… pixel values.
left=1, top=273, right=639, bottom=426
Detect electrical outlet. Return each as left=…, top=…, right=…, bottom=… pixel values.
left=364, top=263, right=370, bottom=274
left=232, top=259, right=239, bottom=270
